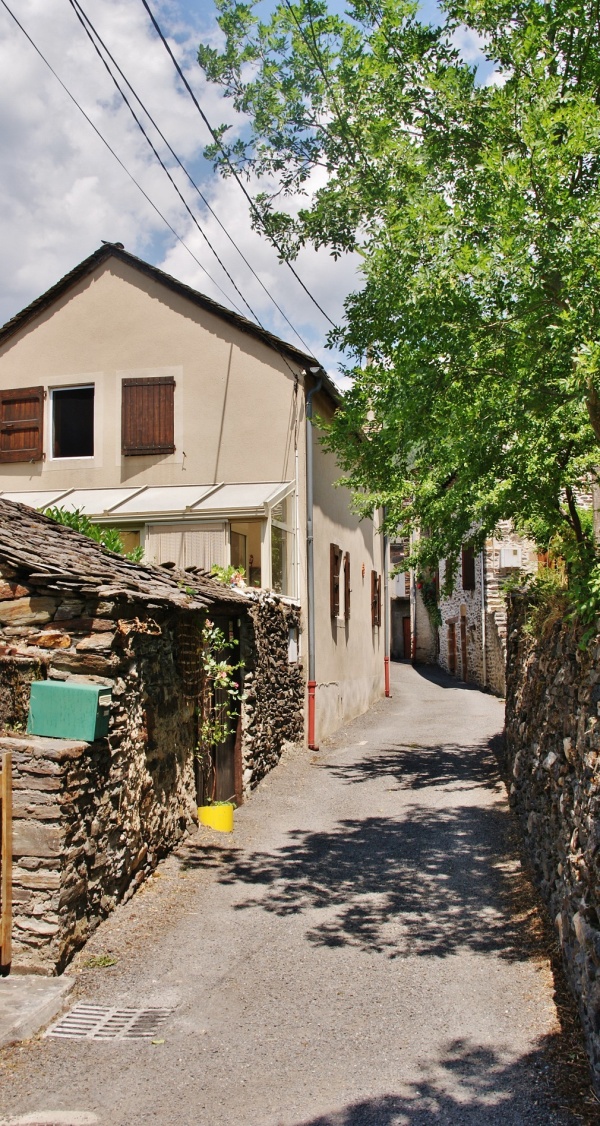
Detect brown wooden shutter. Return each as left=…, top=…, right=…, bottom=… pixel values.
left=343, top=552, right=351, bottom=620
left=461, top=546, right=476, bottom=591
left=330, top=543, right=341, bottom=617
left=377, top=573, right=382, bottom=627
left=122, top=377, right=175, bottom=456
left=0, top=387, right=44, bottom=463
left=371, top=570, right=378, bottom=627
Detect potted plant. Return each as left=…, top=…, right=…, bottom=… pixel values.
left=196, top=618, right=243, bottom=833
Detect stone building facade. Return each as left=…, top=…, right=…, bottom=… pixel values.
left=438, top=522, right=538, bottom=695
left=0, top=499, right=303, bottom=973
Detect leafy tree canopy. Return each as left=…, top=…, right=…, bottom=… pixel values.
left=199, top=0, right=600, bottom=581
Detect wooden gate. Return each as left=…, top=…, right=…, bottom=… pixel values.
left=0, top=752, right=12, bottom=975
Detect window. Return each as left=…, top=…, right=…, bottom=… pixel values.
left=52, top=386, right=94, bottom=459
left=271, top=493, right=295, bottom=596
left=330, top=543, right=342, bottom=616
left=0, top=386, right=44, bottom=463
left=371, top=570, right=381, bottom=627
left=344, top=552, right=351, bottom=620
left=461, top=546, right=476, bottom=591
left=122, top=376, right=175, bottom=456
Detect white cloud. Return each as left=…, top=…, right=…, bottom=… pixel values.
left=0, top=0, right=357, bottom=388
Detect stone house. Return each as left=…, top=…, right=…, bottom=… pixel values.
left=437, top=522, right=538, bottom=695
left=0, top=242, right=386, bottom=746
left=0, top=498, right=302, bottom=973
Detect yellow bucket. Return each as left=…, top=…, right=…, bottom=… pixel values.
left=198, top=804, right=234, bottom=833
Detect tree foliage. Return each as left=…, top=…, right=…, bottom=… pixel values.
left=43, top=507, right=144, bottom=562
left=199, top=0, right=600, bottom=579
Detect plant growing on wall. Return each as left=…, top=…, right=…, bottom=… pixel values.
left=196, top=618, right=244, bottom=804
left=210, top=564, right=246, bottom=587
left=43, top=507, right=144, bottom=562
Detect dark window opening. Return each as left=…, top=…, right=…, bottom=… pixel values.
left=52, top=386, right=94, bottom=458
left=461, top=545, right=476, bottom=591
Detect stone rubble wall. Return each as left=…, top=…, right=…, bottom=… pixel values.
left=241, top=594, right=304, bottom=796
left=0, top=579, right=205, bottom=973
left=0, top=571, right=305, bottom=971
left=505, top=596, right=600, bottom=1089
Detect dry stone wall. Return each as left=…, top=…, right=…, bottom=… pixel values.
left=506, top=596, right=600, bottom=1089
left=241, top=594, right=304, bottom=795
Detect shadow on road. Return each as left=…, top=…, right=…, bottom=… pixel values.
left=285, top=1035, right=588, bottom=1124
left=179, top=800, right=533, bottom=960
left=327, top=736, right=505, bottom=794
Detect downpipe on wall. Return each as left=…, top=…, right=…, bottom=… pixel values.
left=305, top=370, right=322, bottom=750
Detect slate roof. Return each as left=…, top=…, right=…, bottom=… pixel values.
left=0, top=243, right=341, bottom=406
left=0, top=498, right=245, bottom=609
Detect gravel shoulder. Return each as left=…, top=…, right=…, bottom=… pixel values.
left=0, top=663, right=597, bottom=1125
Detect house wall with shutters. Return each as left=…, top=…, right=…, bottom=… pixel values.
left=0, top=252, right=388, bottom=745
left=0, top=257, right=299, bottom=490
left=311, top=390, right=385, bottom=742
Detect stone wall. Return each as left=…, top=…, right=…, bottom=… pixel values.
left=241, top=594, right=304, bottom=795
left=506, top=596, right=600, bottom=1089
left=2, top=607, right=199, bottom=974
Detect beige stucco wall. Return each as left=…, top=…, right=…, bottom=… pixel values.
left=311, top=393, right=385, bottom=742
left=0, top=258, right=299, bottom=490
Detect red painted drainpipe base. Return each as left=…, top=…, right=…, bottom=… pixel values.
left=308, top=679, right=318, bottom=749
left=384, top=656, right=391, bottom=697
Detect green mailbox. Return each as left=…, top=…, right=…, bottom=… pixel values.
left=28, top=680, right=112, bottom=742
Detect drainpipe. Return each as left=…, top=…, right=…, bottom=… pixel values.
left=306, top=370, right=322, bottom=750
left=383, top=507, right=391, bottom=696
left=480, top=548, right=487, bottom=689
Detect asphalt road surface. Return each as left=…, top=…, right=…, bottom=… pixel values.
left=0, top=663, right=594, bottom=1125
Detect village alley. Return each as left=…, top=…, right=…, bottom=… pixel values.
left=0, top=664, right=592, bottom=1125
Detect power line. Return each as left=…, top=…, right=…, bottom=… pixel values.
left=0, top=0, right=249, bottom=318
left=68, top=0, right=316, bottom=357
left=66, top=0, right=263, bottom=326
left=138, top=0, right=337, bottom=328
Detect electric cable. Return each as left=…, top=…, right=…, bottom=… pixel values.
left=0, top=0, right=250, bottom=318
left=66, top=0, right=263, bottom=327
left=138, top=0, right=337, bottom=328
left=68, top=0, right=316, bottom=357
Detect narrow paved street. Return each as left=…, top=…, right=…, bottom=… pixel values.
left=0, top=664, right=591, bottom=1124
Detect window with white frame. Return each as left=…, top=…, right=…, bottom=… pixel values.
left=270, top=492, right=296, bottom=597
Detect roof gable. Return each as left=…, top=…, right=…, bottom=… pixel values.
left=0, top=244, right=340, bottom=404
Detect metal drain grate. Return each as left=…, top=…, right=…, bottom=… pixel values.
left=46, top=1004, right=171, bottom=1041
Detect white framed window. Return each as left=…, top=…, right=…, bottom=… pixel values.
left=269, top=490, right=296, bottom=597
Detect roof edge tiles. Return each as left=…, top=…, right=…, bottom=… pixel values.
left=0, top=497, right=246, bottom=608
left=0, top=243, right=341, bottom=407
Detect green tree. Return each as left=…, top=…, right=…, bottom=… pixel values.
left=43, top=507, right=144, bottom=562
left=199, top=0, right=600, bottom=581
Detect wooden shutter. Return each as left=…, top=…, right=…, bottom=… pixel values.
left=343, top=552, right=351, bottom=620
left=461, top=546, right=476, bottom=591
left=0, top=386, right=43, bottom=463
left=370, top=571, right=382, bottom=628
left=122, top=377, right=175, bottom=456
left=330, top=543, right=342, bottom=617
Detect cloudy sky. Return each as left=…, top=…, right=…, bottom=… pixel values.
left=0, top=0, right=488, bottom=381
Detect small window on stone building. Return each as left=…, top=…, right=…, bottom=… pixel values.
left=461, top=546, right=476, bottom=591
left=344, top=552, right=351, bottom=620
